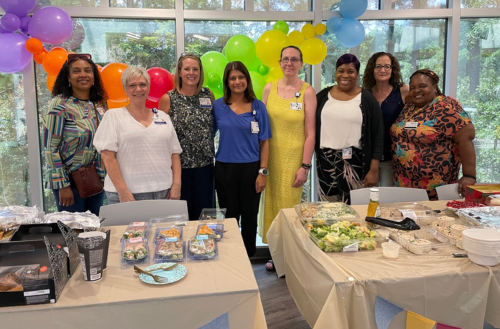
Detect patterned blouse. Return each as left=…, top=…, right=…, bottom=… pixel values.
left=42, top=95, right=106, bottom=189
left=168, top=87, right=214, bottom=168
left=390, top=95, right=472, bottom=200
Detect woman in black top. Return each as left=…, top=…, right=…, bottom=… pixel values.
left=315, top=54, right=383, bottom=204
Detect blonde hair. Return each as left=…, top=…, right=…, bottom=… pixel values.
left=174, top=53, right=204, bottom=94
left=121, top=67, right=150, bottom=91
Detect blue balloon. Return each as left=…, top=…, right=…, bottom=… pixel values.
left=335, top=18, right=365, bottom=48
left=326, top=17, right=341, bottom=34
left=339, top=0, right=368, bottom=19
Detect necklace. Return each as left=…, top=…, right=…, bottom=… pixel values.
left=280, top=80, right=299, bottom=98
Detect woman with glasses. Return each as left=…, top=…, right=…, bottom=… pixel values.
left=159, top=53, right=215, bottom=221
left=316, top=54, right=383, bottom=204
left=94, top=67, right=182, bottom=204
left=258, top=46, right=316, bottom=268
left=363, top=52, right=409, bottom=186
left=42, top=54, right=107, bottom=215
left=213, top=61, right=271, bottom=257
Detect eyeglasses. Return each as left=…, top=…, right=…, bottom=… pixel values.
left=280, top=57, right=301, bottom=64
left=127, top=83, right=148, bottom=90
left=374, top=64, right=393, bottom=71
left=67, top=53, right=92, bottom=63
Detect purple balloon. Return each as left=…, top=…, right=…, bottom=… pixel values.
left=28, top=7, right=73, bottom=44
left=1, top=13, right=21, bottom=32
left=58, top=21, right=86, bottom=50
left=0, top=0, right=37, bottom=17
left=0, top=25, right=9, bottom=34
left=0, top=33, right=32, bottom=73
left=19, top=16, right=30, bottom=31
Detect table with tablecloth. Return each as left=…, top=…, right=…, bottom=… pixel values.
left=267, top=201, right=500, bottom=329
left=0, top=218, right=267, bottom=329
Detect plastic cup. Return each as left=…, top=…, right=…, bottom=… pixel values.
left=382, top=242, right=400, bottom=259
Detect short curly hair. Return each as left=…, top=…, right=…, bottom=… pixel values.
left=362, top=52, right=403, bottom=91
left=51, top=56, right=107, bottom=102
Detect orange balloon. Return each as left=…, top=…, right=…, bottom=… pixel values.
left=107, top=99, right=130, bottom=109
left=100, top=62, right=129, bottom=102
left=33, top=50, right=48, bottom=65
left=42, top=47, right=68, bottom=76
left=46, top=75, right=57, bottom=92
left=25, top=38, right=44, bottom=54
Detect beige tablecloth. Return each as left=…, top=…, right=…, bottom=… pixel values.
left=0, top=218, right=267, bottom=329
left=268, top=201, right=500, bottom=329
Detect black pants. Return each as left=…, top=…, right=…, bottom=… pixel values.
left=215, top=160, right=261, bottom=257
left=181, top=164, right=215, bottom=221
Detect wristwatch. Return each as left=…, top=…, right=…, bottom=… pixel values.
left=259, top=168, right=269, bottom=176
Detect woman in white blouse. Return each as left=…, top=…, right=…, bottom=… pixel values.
left=93, top=67, right=182, bottom=204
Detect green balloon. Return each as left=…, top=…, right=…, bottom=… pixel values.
left=273, top=20, right=289, bottom=35
left=258, top=65, right=269, bottom=76
left=225, top=35, right=256, bottom=69
left=201, top=51, right=228, bottom=78
left=208, top=72, right=221, bottom=89
left=249, top=71, right=267, bottom=100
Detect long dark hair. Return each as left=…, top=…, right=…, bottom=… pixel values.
left=52, top=56, right=107, bottom=102
left=222, top=61, right=256, bottom=104
left=362, top=52, right=403, bottom=91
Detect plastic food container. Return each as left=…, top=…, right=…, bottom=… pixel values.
left=379, top=202, right=437, bottom=221
left=381, top=242, right=400, bottom=259
left=199, top=208, right=226, bottom=224
left=153, top=226, right=183, bottom=242
left=196, top=223, right=224, bottom=241
left=304, top=220, right=382, bottom=253
left=187, top=238, right=218, bottom=260
left=149, top=214, right=188, bottom=227
left=423, top=215, right=471, bottom=249
left=389, top=227, right=450, bottom=255
left=122, top=222, right=151, bottom=240
left=121, top=237, right=150, bottom=268
left=154, top=240, right=185, bottom=263
left=457, top=207, right=500, bottom=229
left=295, top=202, right=359, bottom=223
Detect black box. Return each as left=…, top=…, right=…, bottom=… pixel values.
left=0, top=237, right=68, bottom=307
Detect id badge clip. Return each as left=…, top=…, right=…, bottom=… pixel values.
left=251, top=109, right=259, bottom=133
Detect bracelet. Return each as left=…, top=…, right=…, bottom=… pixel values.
left=462, top=174, right=476, bottom=181
left=301, top=163, right=311, bottom=170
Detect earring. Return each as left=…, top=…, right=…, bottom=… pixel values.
left=69, top=82, right=71, bottom=87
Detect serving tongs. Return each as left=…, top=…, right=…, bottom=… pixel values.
left=134, top=264, right=178, bottom=283
left=365, top=217, right=421, bottom=231
left=211, top=228, right=227, bottom=233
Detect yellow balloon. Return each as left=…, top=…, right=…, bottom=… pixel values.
left=315, top=23, right=327, bottom=35
left=300, top=38, right=327, bottom=65
left=256, top=30, right=291, bottom=67
left=301, top=24, right=315, bottom=39
left=288, top=31, right=305, bottom=47
left=266, top=65, right=283, bottom=83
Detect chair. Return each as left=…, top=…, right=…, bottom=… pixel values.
left=350, top=187, right=429, bottom=205
left=436, top=183, right=461, bottom=200
left=99, top=200, right=188, bottom=226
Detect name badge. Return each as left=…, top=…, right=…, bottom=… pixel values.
left=199, top=98, right=212, bottom=108
left=251, top=121, right=260, bottom=134
left=290, top=102, right=302, bottom=110
left=154, top=118, right=167, bottom=124
left=96, top=107, right=105, bottom=115
left=342, top=147, right=352, bottom=160
left=405, top=122, right=418, bottom=129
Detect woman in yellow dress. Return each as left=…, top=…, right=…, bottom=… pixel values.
left=259, top=46, right=316, bottom=269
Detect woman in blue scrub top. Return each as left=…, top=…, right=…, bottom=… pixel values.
left=213, top=61, right=272, bottom=257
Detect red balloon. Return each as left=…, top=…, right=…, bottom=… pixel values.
left=147, top=67, right=174, bottom=102
left=145, top=98, right=158, bottom=109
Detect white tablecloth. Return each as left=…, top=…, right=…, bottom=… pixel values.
left=0, top=218, right=267, bottom=329
left=268, top=201, right=500, bottom=329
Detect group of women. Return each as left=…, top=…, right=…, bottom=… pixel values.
left=42, top=48, right=476, bottom=259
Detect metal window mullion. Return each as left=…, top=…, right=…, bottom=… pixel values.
left=23, top=62, right=43, bottom=208
left=445, top=0, right=460, bottom=97
left=245, top=0, right=254, bottom=12
left=175, top=0, right=185, bottom=57
left=323, top=8, right=453, bottom=20
left=184, top=10, right=314, bottom=20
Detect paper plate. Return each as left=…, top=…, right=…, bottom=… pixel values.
left=139, top=262, right=187, bottom=285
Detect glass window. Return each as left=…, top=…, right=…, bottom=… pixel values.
left=110, top=0, right=174, bottom=9
left=0, top=73, right=30, bottom=207
left=37, top=0, right=99, bottom=6
left=461, top=0, right=500, bottom=8
left=254, top=0, right=311, bottom=11
left=458, top=18, right=500, bottom=183
left=323, top=0, right=379, bottom=11
left=392, top=0, right=447, bottom=9
left=37, top=18, right=176, bottom=212
left=184, top=0, right=244, bottom=10
left=321, top=19, right=446, bottom=90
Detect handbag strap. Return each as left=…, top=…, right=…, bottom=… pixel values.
left=90, top=101, right=101, bottom=163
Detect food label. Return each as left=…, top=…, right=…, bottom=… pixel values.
left=24, top=289, right=51, bottom=296
left=129, top=237, right=142, bottom=243
left=343, top=242, right=359, bottom=252
left=196, top=235, right=208, bottom=240
left=132, top=222, right=146, bottom=226
left=165, top=237, right=178, bottom=242
left=399, top=209, right=417, bottom=220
